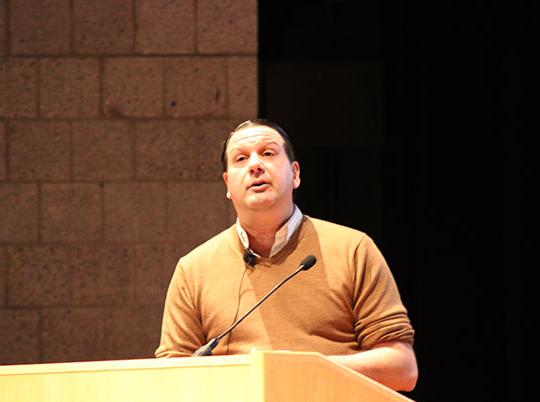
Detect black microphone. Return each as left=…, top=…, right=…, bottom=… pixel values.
left=192, top=254, right=317, bottom=356
left=243, top=248, right=257, bottom=266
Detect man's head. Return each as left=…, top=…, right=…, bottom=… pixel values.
left=222, top=119, right=300, bottom=217
left=221, top=119, right=296, bottom=172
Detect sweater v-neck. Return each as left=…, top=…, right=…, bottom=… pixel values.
left=230, top=215, right=309, bottom=267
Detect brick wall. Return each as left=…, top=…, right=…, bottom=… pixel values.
left=0, top=0, right=257, bottom=364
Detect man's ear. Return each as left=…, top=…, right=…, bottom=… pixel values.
left=223, top=172, right=231, bottom=199
left=292, top=161, right=301, bottom=189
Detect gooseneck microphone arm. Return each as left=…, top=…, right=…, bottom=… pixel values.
left=192, top=254, right=317, bottom=357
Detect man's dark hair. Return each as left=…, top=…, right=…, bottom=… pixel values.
left=221, top=119, right=296, bottom=171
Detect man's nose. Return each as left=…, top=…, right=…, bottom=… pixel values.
left=248, top=153, right=264, bottom=173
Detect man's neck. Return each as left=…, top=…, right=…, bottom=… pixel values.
left=238, top=205, right=294, bottom=257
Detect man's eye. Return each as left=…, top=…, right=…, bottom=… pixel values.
left=235, top=155, right=246, bottom=162
left=263, top=151, right=274, bottom=157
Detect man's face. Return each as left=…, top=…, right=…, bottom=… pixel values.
left=222, top=125, right=300, bottom=215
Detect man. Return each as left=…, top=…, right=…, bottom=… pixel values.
left=156, top=119, right=418, bottom=391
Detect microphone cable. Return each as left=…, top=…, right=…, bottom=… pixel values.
left=225, top=264, right=249, bottom=355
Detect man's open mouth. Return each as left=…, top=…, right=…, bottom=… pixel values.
left=249, top=181, right=269, bottom=189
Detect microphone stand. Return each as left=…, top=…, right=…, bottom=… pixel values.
left=192, top=255, right=316, bottom=356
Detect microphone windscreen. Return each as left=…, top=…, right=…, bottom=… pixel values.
left=299, top=255, right=317, bottom=271
left=243, top=250, right=256, bottom=266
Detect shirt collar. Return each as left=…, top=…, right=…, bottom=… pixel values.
left=236, top=205, right=303, bottom=257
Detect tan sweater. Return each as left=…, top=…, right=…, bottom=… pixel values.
left=155, top=216, right=414, bottom=358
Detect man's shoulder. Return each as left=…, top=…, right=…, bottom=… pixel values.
left=181, top=224, right=237, bottom=265
left=305, top=216, right=367, bottom=241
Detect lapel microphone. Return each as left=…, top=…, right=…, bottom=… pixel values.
left=243, top=248, right=257, bottom=266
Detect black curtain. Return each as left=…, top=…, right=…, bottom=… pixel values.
left=260, top=2, right=535, bottom=401
left=381, top=3, right=535, bottom=401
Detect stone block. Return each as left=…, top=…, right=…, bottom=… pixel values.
left=40, top=58, right=100, bottom=118
left=228, top=56, right=258, bottom=117
left=164, top=57, right=226, bottom=117
left=71, top=244, right=134, bottom=306
left=0, top=0, right=6, bottom=55
left=103, top=58, right=163, bottom=117
left=10, top=0, right=70, bottom=55
left=135, top=119, right=233, bottom=181
left=8, top=246, right=70, bottom=306
left=0, top=309, right=40, bottom=364
left=134, top=120, right=198, bottom=180
left=135, top=0, right=194, bottom=54
left=9, top=121, right=71, bottom=180
left=167, top=181, right=231, bottom=249
left=0, top=123, right=5, bottom=179
left=196, top=119, right=236, bottom=180
left=41, top=183, right=102, bottom=242
left=102, top=306, right=163, bottom=359
left=42, top=307, right=106, bottom=363
left=73, top=0, right=133, bottom=54
left=0, top=59, right=37, bottom=118
left=133, top=244, right=183, bottom=305
left=104, top=182, right=166, bottom=242
left=0, top=183, right=38, bottom=242
left=73, top=121, right=133, bottom=180
left=197, top=0, right=257, bottom=54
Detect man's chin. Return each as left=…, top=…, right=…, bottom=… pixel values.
left=244, top=195, right=276, bottom=210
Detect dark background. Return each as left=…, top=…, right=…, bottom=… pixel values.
left=259, top=1, right=535, bottom=401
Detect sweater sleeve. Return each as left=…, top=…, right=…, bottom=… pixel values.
left=155, top=259, right=206, bottom=358
left=352, top=235, right=415, bottom=349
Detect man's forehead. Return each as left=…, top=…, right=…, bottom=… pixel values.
left=228, top=126, right=284, bottom=149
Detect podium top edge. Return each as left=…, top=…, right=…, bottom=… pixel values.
left=0, top=354, right=253, bottom=376
left=0, top=351, right=325, bottom=376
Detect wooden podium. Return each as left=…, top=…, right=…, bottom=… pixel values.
left=0, top=351, right=414, bottom=402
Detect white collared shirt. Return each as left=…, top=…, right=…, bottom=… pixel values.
left=236, top=205, right=303, bottom=258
